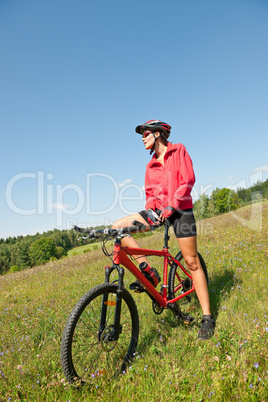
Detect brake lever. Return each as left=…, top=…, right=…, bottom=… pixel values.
left=78, top=235, right=90, bottom=241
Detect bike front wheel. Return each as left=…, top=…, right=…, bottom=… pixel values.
left=168, top=252, right=208, bottom=315
left=61, top=283, right=139, bottom=383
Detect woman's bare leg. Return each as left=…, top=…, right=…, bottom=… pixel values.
left=177, top=236, right=211, bottom=316
left=112, top=213, right=151, bottom=265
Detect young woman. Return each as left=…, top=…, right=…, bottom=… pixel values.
left=112, top=120, right=215, bottom=340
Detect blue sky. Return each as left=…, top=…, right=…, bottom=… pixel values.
left=1, top=0, right=267, bottom=238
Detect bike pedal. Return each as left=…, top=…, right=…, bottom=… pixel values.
left=134, top=287, right=146, bottom=293
left=130, top=280, right=147, bottom=293
left=183, top=316, right=195, bottom=325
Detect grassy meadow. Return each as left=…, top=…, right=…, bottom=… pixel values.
left=67, top=241, right=114, bottom=257
left=0, top=201, right=267, bottom=401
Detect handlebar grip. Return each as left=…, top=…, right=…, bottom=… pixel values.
left=73, top=225, right=91, bottom=234
left=131, top=220, right=147, bottom=231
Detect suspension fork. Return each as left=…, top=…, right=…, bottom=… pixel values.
left=99, top=264, right=124, bottom=341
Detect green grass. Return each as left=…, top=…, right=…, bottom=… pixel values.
left=0, top=202, right=267, bottom=401
left=67, top=240, right=113, bottom=256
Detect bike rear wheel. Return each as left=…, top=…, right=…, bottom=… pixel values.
left=168, top=252, right=208, bottom=315
left=61, top=283, right=139, bottom=383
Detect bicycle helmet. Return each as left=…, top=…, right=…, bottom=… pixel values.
left=135, top=120, right=171, bottom=138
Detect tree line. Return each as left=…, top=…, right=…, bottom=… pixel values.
left=193, top=179, right=268, bottom=220
left=1, top=179, right=267, bottom=275
left=0, top=227, right=102, bottom=275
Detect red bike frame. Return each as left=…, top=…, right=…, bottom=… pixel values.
left=113, top=242, right=195, bottom=308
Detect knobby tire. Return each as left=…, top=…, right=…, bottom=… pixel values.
left=61, top=283, right=139, bottom=384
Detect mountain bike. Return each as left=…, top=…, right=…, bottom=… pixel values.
left=60, top=220, right=208, bottom=384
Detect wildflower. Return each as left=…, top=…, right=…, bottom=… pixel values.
left=17, top=365, right=23, bottom=370
left=249, top=384, right=253, bottom=389
left=60, top=378, right=65, bottom=383
left=254, top=363, right=259, bottom=369
left=208, top=391, right=215, bottom=397
left=226, top=356, right=231, bottom=361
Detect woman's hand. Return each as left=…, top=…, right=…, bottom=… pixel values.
left=146, top=209, right=161, bottom=225
left=160, top=206, right=175, bottom=222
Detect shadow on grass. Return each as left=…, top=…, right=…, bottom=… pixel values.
left=136, top=310, right=190, bottom=358
left=136, top=268, right=237, bottom=358
left=208, top=268, right=237, bottom=320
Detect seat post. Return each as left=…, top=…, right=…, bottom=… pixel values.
left=163, top=223, right=170, bottom=249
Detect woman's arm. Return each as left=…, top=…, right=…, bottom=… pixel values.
left=144, top=169, right=157, bottom=210
left=170, top=145, right=195, bottom=210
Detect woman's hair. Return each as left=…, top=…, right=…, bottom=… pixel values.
left=160, top=132, right=169, bottom=146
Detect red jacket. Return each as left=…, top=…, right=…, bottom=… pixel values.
left=145, top=143, right=195, bottom=211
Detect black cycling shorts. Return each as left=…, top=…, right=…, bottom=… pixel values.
left=138, top=208, right=197, bottom=238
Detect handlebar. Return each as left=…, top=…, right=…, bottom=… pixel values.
left=73, top=220, right=150, bottom=239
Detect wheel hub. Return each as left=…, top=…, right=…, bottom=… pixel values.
left=100, top=325, right=118, bottom=351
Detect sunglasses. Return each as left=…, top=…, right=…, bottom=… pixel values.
left=142, top=130, right=153, bottom=139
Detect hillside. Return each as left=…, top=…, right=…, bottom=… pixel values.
left=1, top=178, right=268, bottom=275
left=0, top=201, right=267, bottom=401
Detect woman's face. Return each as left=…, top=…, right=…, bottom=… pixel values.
left=142, top=130, right=159, bottom=150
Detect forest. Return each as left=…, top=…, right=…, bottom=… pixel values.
left=0, top=179, right=267, bottom=275
left=193, top=179, right=268, bottom=220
